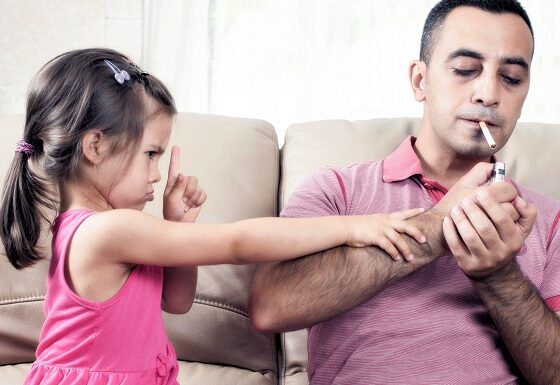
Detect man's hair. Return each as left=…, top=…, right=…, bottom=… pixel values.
left=420, top=0, right=534, bottom=64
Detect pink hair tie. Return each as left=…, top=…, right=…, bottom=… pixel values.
left=15, top=140, right=34, bottom=156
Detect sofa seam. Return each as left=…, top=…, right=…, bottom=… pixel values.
left=193, top=297, right=249, bottom=317
left=273, top=126, right=280, bottom=216
left=0, top=295, right=45, bottom=305
left=278, top=134, right=288, bottom=213
left=0, top=296, right=251, bottom=316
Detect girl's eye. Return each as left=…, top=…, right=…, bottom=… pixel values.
left=453, top=68, right=478, bottom=77
left=146, top=151, right=156, bottom=159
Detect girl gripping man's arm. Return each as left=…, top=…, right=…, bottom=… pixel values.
left=0, top=48, right=425, bottom=385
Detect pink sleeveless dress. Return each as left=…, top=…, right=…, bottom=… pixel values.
left=24, top=209, right=179, bottom=385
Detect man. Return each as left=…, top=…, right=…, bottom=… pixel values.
left=249, top=1, right=560, bottom=384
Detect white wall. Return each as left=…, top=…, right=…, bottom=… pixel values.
left=0, top=0, right=143, bottom=115
left=1, top=0, right=558, bottom=133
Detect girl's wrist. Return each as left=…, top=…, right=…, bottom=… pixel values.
left=340, top=216, right=353, bottom=245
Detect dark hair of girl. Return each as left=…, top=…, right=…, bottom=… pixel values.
left=0, top=48, right=176, bottom=269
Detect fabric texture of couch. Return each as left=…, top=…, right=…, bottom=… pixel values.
left=1, top=112, right=559, bottom=384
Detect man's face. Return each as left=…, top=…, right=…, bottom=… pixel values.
left=422, top=6, right=533, bottom=158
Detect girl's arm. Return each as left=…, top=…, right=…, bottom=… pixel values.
left=80, top=206, right=425, bottom=268
left=78, top=145, right=425, bottom=268
left=82, top=209, right=357, bottom=266
left=160, top=159, right=206, bottom=314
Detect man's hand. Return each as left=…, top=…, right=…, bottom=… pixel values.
left=163, top=145, right=207, bottom=223
left=442, top=186, right=537, bottom=279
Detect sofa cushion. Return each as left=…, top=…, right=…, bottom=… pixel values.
left=149, top=113, right=279, bottom=377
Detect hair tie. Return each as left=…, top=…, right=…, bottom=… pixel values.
left=104, top=59, right=130, bottom=85
left=15, top=140, right=34, bottom=156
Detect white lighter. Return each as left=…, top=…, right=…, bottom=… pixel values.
left=490, top=162, right=506, bottom=184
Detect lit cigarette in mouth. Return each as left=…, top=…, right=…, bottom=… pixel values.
left=479, top=121, right=496, bottom=149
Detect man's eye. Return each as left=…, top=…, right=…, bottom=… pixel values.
left=453, top=68, right=477, bottom=77
left=501, top=75, right=522, bottom=86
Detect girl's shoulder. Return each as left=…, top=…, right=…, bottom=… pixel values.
left=70, top=208, right=163, bottom=264
left=63, top=208, right=149, bottom=232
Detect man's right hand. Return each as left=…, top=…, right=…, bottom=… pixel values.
left=435, top=163, right=520, bottom=221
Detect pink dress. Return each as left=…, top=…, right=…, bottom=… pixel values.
left=24, top=209, right=179, bottom=385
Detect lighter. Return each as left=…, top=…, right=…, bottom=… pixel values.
left=490, top=162, right=506, bottom=184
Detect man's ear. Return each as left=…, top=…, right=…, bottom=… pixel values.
left=409, top=60, right=427, bottom=102
left=81, top=129, right=109, bottom=165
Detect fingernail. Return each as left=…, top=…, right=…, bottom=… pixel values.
left=406, top=254, right=414, bottom=261
left=517, top=197, right=527, bottom=207
left=451, top=207, right=461, bottom=217
left=177, top=174, right=183, bottom=182
left=420, top=236, right=426, bottom=243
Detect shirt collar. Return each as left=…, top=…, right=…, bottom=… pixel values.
left=382, top=136, right=423, bottom=183
left=382, top=135, right=498, bottom=183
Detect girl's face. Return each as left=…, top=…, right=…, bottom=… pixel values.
left=101, top=110, right=173, bottom=210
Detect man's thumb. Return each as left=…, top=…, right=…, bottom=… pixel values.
left=462, top=162, right=493, bottom=188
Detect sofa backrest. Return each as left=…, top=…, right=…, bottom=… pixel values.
left=281, top=118, right=560, bottom=207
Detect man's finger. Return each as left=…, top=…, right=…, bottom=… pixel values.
left=443, top=216, right=470, bottom=259
left=485, top=182, right=518, bottom=204
left=514, top=197, right=537, bottom=238
left=460, top=162, right=494, bottom=188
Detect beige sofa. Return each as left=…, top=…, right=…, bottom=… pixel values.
left=1, top=112, right=559, bottom=384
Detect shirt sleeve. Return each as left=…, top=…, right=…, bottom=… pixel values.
left=281, top=167, right=348, bottom=219
left=542, top=211, right=560, bottom=312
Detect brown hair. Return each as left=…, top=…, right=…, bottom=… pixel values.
left=0, top=48, right=176, bottom=269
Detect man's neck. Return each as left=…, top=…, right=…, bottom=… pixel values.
left=414, top=133, right=491, bottom=189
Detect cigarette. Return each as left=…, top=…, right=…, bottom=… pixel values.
left=479, top=121, right=496, bottom=149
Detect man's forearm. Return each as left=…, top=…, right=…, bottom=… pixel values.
left=249, top=209, right=446, bottom=332
left=474, top=261, right=560, bottom=385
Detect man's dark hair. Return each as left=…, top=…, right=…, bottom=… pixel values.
left=420, top=0, right=534, bottom=64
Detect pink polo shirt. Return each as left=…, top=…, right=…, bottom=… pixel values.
left=281, top=136, right=560, bottom=385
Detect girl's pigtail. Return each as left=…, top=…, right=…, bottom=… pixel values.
left=0, top=146, right=56, bottom=269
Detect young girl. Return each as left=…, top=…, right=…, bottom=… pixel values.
left=0, top=48, right=426, bottom=385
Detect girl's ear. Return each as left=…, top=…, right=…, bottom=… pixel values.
left=409, top=60, right=427, bottom=102
left=81, top=130, right=109, bottom=165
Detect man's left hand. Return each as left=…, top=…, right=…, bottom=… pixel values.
left=442, top=183, right=537, bottom=279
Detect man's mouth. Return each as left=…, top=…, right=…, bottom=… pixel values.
left=459, top=117, right=498, bottom=128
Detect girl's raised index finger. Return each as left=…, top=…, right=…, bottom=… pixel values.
left=166, top=145, right=181, bottom=186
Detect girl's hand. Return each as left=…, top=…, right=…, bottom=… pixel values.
left=346, top=208, right=426, bottom=261
left=163, top=146, right=207, bottom=223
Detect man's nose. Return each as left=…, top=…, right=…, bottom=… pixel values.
left=472, top=72, right=500, bottom=107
